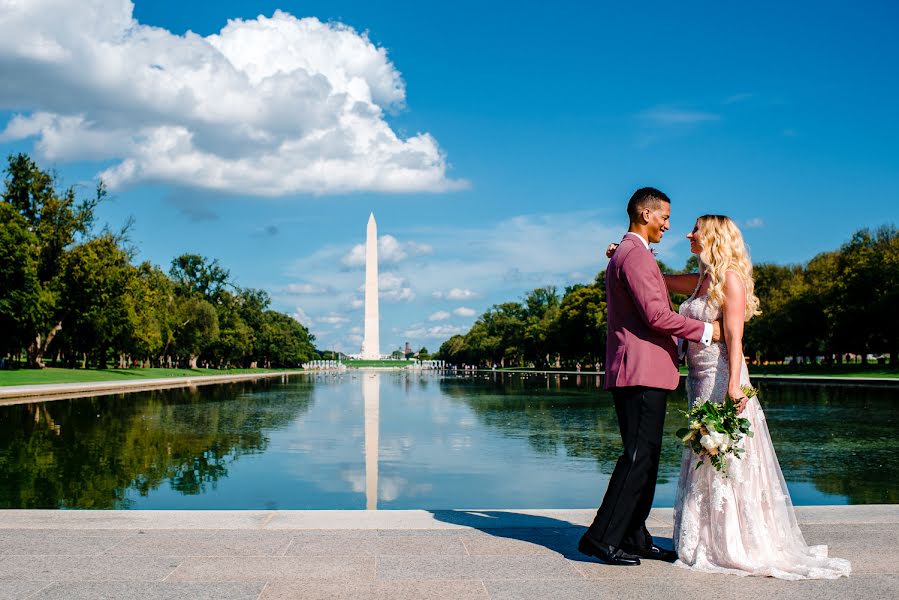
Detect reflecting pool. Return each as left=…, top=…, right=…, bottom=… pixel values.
left=0, top=372, right=895, bottom=509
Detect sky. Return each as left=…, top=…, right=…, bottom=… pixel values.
left=1, top=0, right=897, bottom=354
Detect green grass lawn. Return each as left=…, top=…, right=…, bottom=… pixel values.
left=0, top=367, right=303, bottom=387
left=678, top=364, right=898, bottom=378
left=343, top=359, right=415, bottom=368
left=488, top=365, right=898, bottom=378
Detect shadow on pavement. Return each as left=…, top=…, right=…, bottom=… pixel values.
left=428, top=510, right=673, bottom=563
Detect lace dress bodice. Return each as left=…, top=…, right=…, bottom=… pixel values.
left=678, top=293, right=750, bottom=407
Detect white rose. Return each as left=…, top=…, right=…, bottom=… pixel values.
left=718, top=434, right=731, bottom=452
left=708, top=431, right=725, bottom=448
left=700, top=435, right=717, bottom=452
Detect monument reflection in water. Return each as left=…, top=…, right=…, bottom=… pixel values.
left=364, top=373, right=379, bottom=510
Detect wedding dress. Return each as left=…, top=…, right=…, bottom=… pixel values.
left=672, top=287, right=851, bottom=580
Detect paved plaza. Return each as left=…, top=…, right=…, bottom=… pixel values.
left=0, top=506, right=895, bottom=599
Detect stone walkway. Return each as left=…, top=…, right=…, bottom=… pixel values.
left=0, top=506, right=896, bottom=599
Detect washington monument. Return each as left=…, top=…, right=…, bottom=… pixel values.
left=361, top=213, right=380, bottom=359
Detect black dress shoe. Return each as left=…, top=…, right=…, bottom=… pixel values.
left=621, top=543, right=678, bottom=563
left=577, top=536, right=641, bottom=566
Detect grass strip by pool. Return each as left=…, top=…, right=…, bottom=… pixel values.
left=0, top=367, right=303, bottom=387
left=492, top=366, right=898, bottom=378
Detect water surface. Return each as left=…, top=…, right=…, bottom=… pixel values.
left=0, top=372, right=894, bottom=509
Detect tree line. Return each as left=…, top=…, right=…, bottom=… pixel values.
left=436, top=226, right=898, bottom=368
left=0, top=154, right=316, bottom=369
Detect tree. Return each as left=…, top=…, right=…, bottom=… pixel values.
left=436, top=335, right=466, bottom=364
left=174, top=297, right=219, bottom=368
left=1, top=154, right=104, bottom=367
left=56, top=234, right=133, bottom=368
left=209, top=294, right=253, bottom=368
left=522, top=286, right=561, bottom=368
left=556, top=276, right=607, bottom=367
left=0, top=202, right=41, bottom=360
left=256, top=311, right=315, bottom=367
left=830, top=226, right=899, bottom=364
left=169, top=254, right=231, bottom=303
left=125, top=262, right=175, bottom=367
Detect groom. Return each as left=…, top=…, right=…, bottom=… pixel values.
left=578, top=187, right=719, bottom=566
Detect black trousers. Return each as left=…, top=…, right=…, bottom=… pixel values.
left=583, top=386, right=668, bottom=551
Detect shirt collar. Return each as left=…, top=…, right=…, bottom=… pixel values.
left=625, top=231, right=649, bottom=249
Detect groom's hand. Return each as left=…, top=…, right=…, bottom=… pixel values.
left=711, top=321, right=722, bottom=342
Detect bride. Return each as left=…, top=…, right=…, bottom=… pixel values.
left=662, top=215, right=850, bottom=580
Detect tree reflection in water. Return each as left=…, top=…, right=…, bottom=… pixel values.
left=439, top=373, right=898, bottom=505
left=0, top=379, right=313, bottom=508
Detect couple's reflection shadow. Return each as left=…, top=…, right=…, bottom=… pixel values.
left=428, top=510, right=673, bottom=563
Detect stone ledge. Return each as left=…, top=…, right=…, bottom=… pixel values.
left=0, top=505, right=895, bottom=531
left=0, top=371, right=302, bottom=405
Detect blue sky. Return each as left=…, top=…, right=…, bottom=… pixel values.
left=1, top=1, right=897, bottom=353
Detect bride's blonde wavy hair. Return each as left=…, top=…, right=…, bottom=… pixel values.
left=695, top=215, right=761, bottom=321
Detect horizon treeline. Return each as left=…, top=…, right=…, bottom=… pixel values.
left=0, top=154, right=316, bottom=369
left=436, top=226, right=898, bottom=369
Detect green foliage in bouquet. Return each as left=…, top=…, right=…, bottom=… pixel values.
left=675, top=385, right=757, bottom=476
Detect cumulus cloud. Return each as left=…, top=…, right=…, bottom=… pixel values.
left=433, top=288, right=478, bottom=300
left=453, top=307, right=476, bottom=317
left=0, top=1, right=465, bottom=196
left=283, top=282, right=334, bottom=295
left=342, top=234, right=433, bottom=268
left=317, top=313, right=350, bottom=326
left=428, top=311, right=451, bottom=321
left=378, top=272, right=414, bottom=302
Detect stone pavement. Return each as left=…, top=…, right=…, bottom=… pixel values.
left=0, top=506, right=896, bottom=599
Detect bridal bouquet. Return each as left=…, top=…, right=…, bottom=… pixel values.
left=675, top=386, right=758, bottom=476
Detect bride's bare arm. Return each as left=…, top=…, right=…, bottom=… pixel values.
left=605, top=243, right=701, bottom=295
left=722, top=270, right=748, bottom=412
left=663, top=274, right=700, bottom=295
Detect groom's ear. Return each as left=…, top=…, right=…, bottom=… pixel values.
left=639, top=208, right=652, bottom=224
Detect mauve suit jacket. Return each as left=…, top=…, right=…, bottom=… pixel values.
left=605, top=235, right=707, bottom=390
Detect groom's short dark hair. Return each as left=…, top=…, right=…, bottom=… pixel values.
left=627, top=187, right=670, bottom=223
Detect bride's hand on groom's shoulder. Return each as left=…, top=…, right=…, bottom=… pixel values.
left=605, top=243, right=618, bottom=258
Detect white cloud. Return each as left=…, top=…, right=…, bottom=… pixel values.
left=342, top=234, right=433, bottom=268
left=317, top=313, right=350, bottom=326
left=291, top=307, right=312, bottom=326
left=433, top=288, right=478, bottom=300
left=377, top=272, right=414, bottom=302
left=744, top=217, right=765, bottom=229
left=453, top=307, right=476, bottom=317
left=283, top=282, right=333, bottom=295
left=0, top=1, right=465, bottom=196
left=640, top=106, right=721, bottom=125
left=428, top=311, right=451, bottom=321
left=401, top=324, right=467, bottom=340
